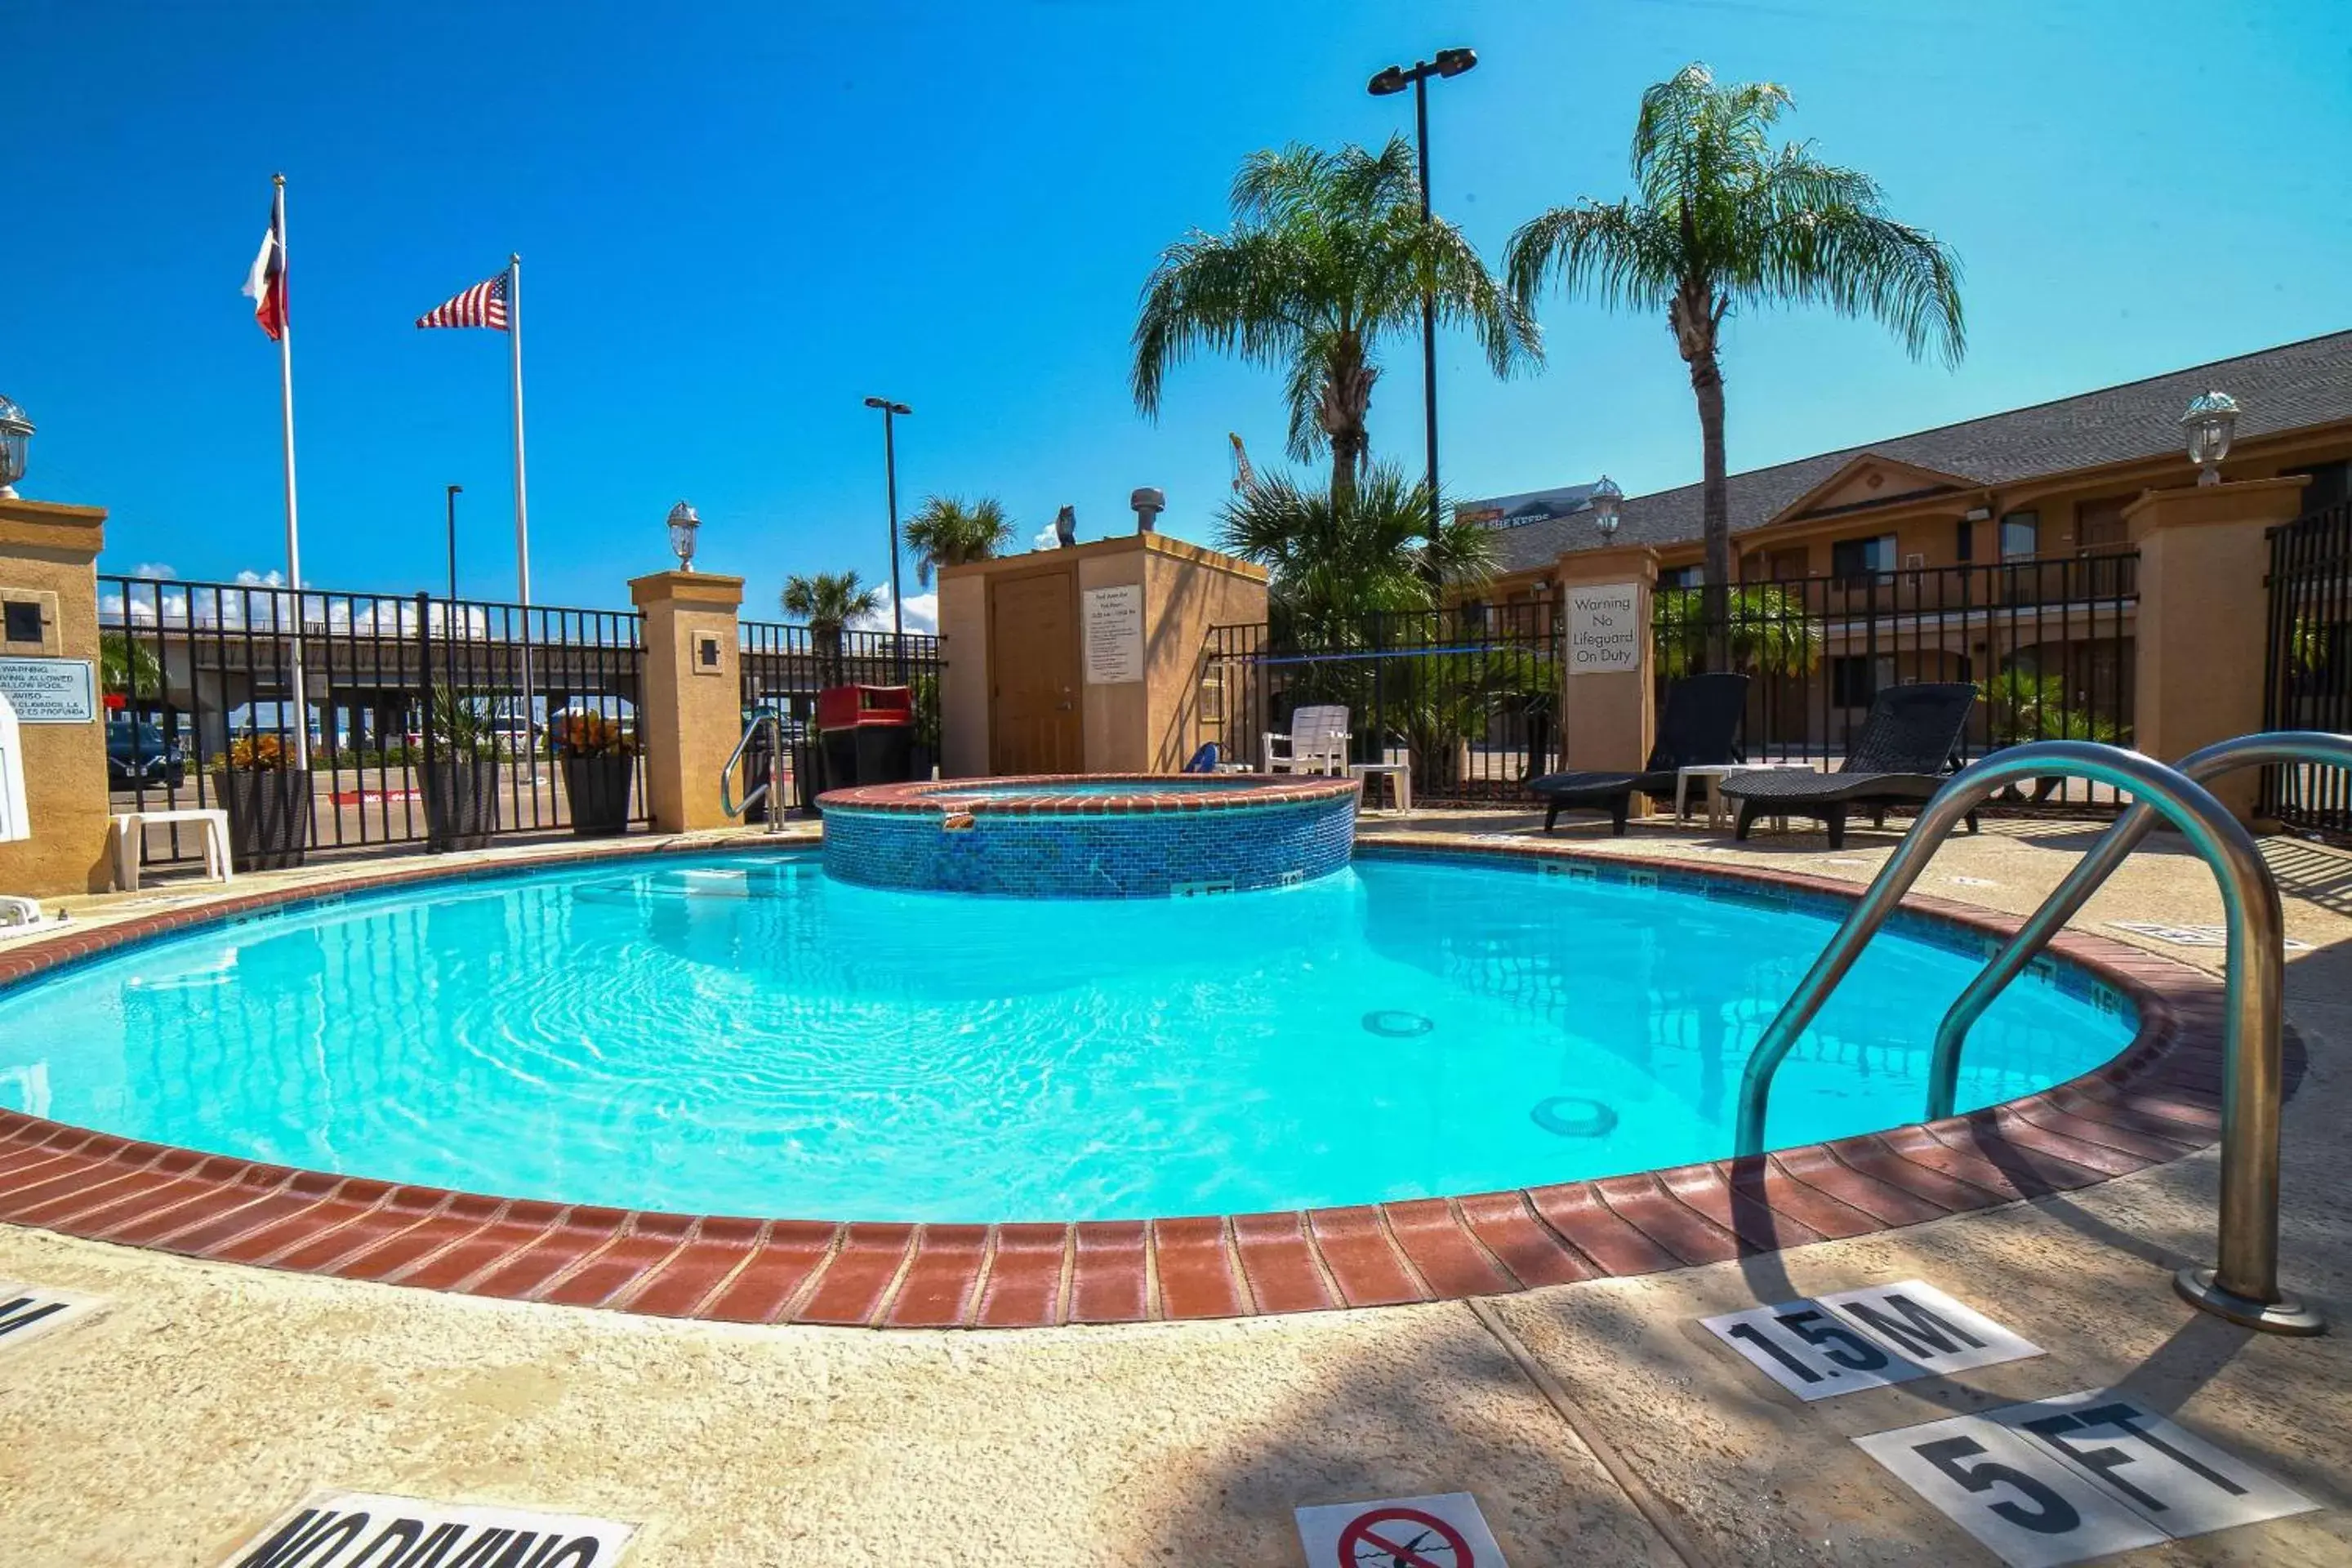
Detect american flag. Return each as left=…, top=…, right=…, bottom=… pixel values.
left=415, top=272, right=510, bottom=332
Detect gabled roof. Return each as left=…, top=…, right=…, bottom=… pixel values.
left=1477, top=329, right=2352, bottom=575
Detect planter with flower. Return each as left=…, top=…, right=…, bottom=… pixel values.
left=550, top=710, right=635, bottom=837
left=214, top=733, right=312, bottom=871
left=423, top=684, right=501, bottom=852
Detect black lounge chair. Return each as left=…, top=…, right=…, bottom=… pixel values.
left=1721, top=682, right=1980, bottom=849
left=1527, top=672, right=1751, bottom=834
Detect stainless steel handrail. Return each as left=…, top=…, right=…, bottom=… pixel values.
left=720, top=708, right=786, bottom=832
left=1728, top=739, right=2318, bottom=1335
left=1927, top=732, right=2352, bottom=1120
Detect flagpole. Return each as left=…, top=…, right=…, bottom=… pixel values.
left=274, top=174, right=310, bottom=773
left=508, top=253, right=536, bottom=749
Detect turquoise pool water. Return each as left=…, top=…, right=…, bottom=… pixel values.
left=928, top=778, right=1272, bottom=799
left=0, top=851, right=2136, bottom=1223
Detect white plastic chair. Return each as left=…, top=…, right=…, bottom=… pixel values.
left=1263, top=704, right=1352, bottom=775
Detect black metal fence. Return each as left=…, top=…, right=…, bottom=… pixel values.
left=739, top=620, right=946, bottom=811
left=1199, top=599, right=1565, bottom=804
left=100, top=576, right=647, bottom=865
left=2263, top=502, right=2352, bottom=833
left=1661, top=555, right=2139, bottom=811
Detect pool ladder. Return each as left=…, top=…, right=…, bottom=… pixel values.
left=1734, top=732, right=2352, bottom=1337
left=722, top=708, right=788, bottom=835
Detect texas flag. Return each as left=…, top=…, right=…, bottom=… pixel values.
left=243, top=189, right=287, bottom=341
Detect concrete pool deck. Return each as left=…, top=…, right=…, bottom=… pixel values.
left=2, top=809, right=2349, bottom=1565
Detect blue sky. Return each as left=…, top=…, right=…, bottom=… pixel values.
left=9, top=0, right=2348, bottom=630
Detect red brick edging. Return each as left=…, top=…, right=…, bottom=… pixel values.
left=0, top=835, right=2245, bottom=1329
left=819, top=772, right=1359, bottom=816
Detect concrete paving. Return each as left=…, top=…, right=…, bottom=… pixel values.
left=2, top=808, right=2349, bottom=1566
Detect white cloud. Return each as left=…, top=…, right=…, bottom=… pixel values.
left=131, top=562, right=176, bottom=579
left=1031, top=524, right=1061, bottom=552
left=850, top=585, right=939, bottom=636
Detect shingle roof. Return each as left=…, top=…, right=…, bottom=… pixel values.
left=1477, top=329, right=2352, bottom=576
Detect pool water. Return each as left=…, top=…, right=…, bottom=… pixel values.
left=926, top=777, right=1271, bottom=799
left=0, top=851, right=2136, bottom=1223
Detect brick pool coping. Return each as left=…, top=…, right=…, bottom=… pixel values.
left=819, top=772, right=1360, bottom=816
left=0, top=832, right=2250, bottom=1330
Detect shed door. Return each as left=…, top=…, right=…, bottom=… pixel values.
left=988, top=570, right=1082, bottom=773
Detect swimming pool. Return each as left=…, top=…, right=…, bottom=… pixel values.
left=0, top=847, right=2136, bottom=1224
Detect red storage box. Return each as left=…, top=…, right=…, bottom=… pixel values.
left=816, top=684, right=912, bottom=731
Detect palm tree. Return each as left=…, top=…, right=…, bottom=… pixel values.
left=1217, top=465, right=1494, bottom=650
left=782, top=570, right=883, bottom=679
left=1652, top=583, right=1822, bottom=678
left=1134, top=139, right=1539, bottom=505
left=99, top=631, right=165, bottom=702
left=903, top=497, right=1013, bottom=586
left=781, top=570, right=882, bottom=635
left=1506, top=63, right=1965, bottom=589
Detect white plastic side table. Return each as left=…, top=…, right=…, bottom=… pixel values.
left=1677, top=764, right=1818, bottom=830
left=1349, top=761, right=1412, bottom=815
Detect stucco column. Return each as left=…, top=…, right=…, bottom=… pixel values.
left=2125, top=476, right=2306, bottom=819
left=1555, top=545, right=1659, bottom=783
left=629, top=570, right=743, bottom=832
left=0, top=499, right=110, bottom=895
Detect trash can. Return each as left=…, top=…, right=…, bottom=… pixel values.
left=816, top=684, right=915, bottom=791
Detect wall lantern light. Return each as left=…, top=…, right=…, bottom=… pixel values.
left=666, top=500, right=701, bottom=570
left=0, top=396, right=32, bottom=501
left=1590, top=474, right=1624, bottom=539
left=2180, top=390, right=2239, bottom=486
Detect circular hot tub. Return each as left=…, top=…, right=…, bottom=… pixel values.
left=818, top=773, right=1360, bottom=897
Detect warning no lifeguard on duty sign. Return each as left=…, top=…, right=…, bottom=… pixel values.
left=1295, top=1492, right=1507, bottom=1568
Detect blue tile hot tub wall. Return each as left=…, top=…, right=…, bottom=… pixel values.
left=822, top=795, right=1358, bottom=897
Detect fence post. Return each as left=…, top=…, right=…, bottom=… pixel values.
left=1553, top=544, right=1659, bottom=786
left=629, top=569, right=744, bottom=831
left=0, top=497, right=111, bottom=893
left=2125, top=476, right=2307, bottom=820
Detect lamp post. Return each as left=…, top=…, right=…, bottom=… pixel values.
left=666, top=500, right=701, bottom=571
left=444, top=484, right=462, bottom=600
left=0, top=395, right=33, bottom=501
left=1369, top=46, right=1477, bottom=556
left=2182, top=390, right=2240, bottom=486
left=862, top=397, right=913, bottom=640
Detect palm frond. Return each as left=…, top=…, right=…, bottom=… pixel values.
left=1131, top=229, right=1311, bottom=417
left=1745, top=166, right=1967, bottom=366
left=1504, top=201, right=1682, bottom=318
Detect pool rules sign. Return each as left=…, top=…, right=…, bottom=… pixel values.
left=1566, top=584, right=1641, bottom=675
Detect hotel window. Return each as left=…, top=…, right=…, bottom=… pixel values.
left=2076, top=497, right=2130, bottom=555
left=1830, top=654, right=1895, bottom=709
left=1999, top=511, right=2040, bottom=561
left=1830, top=533, right=1897, bottom=584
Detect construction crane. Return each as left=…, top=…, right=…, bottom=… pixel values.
left=1228, top=432, right=1258, bottom=495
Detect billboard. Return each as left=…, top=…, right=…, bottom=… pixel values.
left=1454, top=481, right=1601, bottom=529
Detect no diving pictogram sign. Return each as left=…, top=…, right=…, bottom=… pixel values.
left=1295, top=1493, right=1508, bottom=1568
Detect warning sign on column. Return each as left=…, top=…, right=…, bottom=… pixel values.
left=1083, top=584, right=1144, bottom=684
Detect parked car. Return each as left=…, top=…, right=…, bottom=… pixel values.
left=106, top=718, right=186, bottom=790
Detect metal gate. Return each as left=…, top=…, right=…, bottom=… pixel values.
left=2262, top=501, right=2352, bottom=833
left=100, top=576, right=647, bottom=865
left=1653, top=556, right=2138, bottom=813
left=1199, top=600, right=1566, bottom=804
left=739, top=621, right=945, bottom=810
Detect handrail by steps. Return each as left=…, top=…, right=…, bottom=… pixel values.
left=720, top=708, right=786, bottom=833
left=1927, top=731, right=2352, bottom=1120
left=1729, top=739, right=2319, bottom=1335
